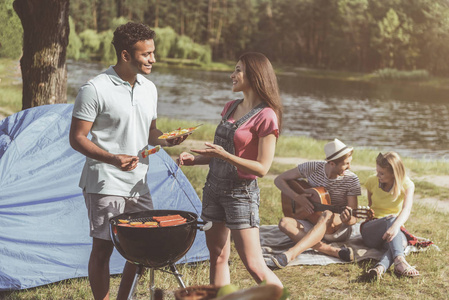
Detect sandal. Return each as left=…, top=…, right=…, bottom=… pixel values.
left=367, top=265, right=384, bottom=281
left=394, top=256, right=420, bottom=278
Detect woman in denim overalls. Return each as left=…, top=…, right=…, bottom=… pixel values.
left=178, top=53, right=283, bottom=287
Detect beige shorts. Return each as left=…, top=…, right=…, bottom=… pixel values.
left=297, top=219, right=352, bottom=243
left=83, top=191, right=153, bottom=240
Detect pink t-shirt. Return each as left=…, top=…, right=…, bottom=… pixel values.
left=221, top=100, right=279, bottom=179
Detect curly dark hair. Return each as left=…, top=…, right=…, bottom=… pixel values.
left=112, top=22, right=156, bottom=60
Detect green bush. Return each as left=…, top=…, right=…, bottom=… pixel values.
left=0, top=0, right=23, bottom=59
left=71, top=17, right=128, bottom=63
left=98, top=30, right=115, bottom=64
left=373, top=68, right=430, bottom=80
left=79, top=29, right=101, bottom=59
left=173, top=35, right=194, bottom=59
left=171, top=35, right=212, bottom=64
left=154, top=26, right=177, bottom=59
left=66, top=22, right=212, bottom=65
left=191, top=43, right=212, bottom=64
left=153, top=26, right=211, bottom=64
left=110, top=17, right=130, bottom=31
left=67, top=17, right=82, bottom=60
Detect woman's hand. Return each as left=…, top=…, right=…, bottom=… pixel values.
left=190, top=142, right=230, bottom=160
left=177, top=152, right=196, bottom=166
left=382, top=222, right=400, bottom=242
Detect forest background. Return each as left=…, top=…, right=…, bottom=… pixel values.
left=2, top=0, right=449, bottom=78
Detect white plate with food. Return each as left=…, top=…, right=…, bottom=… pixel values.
left=158, top=124, right=203, bottom=140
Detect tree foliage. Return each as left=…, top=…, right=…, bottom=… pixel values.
left=0, top=0, right=23, bottom=59
left=67, top=17, right=82, bottom=61
left=3, top=0, right=449, bottom=75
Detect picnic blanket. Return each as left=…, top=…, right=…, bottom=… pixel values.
left=261, top=223, right=438, bottom=268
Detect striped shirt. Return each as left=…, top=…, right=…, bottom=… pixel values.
left=298, top=161, right=361, bottom=207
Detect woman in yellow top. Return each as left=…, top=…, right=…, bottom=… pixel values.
left=361, top=152, right=419, bottom=279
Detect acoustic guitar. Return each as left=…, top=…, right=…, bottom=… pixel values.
left=281, top=180, right=374, bottom=223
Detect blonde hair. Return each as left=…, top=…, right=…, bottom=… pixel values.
left=376, top=151, right=406, bottom=199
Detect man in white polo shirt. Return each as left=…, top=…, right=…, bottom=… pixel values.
left=70, top=22, right=187, bottom=300
left=270, top=139, right=361, bottom=268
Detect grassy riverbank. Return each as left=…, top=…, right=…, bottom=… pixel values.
left=141, top=56, right=449, bottom=91
left=158, top=118, right=449, bottom=176
left=0, top=58, right=22, bottom=117
left=1, top=121, right=448, bottom=299
left=1, top=59, right=449, bottom=299
left=147, top=57, right=449, bottom=91
left=277, top=65, right=449, bottom=91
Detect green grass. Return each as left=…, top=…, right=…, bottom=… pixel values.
left=413, top=180, right=449, bottom=200
left=276, top=135, right=326, bottom=158
left=158, top=118, right=449, bottom=178
left=275, top=136, right=449, bottom=178
left=1, top=155, right=447, bottom=299
left=0, top=58, right=22, bottom=115
left=1, top=58, right=449, bottom=299
left=279, top=65, right=449, bottom=91
left=269, top=161, right=297, bottom=176
left=372, top=68, right=430, bottom=81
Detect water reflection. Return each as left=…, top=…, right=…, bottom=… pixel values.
left=67, top=60, right=449, bottom=160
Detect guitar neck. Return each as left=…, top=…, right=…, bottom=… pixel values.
left=312, top=203, right=374, bottom=220
left=312, top=202, right=345, bottom=214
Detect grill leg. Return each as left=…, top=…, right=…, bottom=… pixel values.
left=127, top=265, right=144, bottom=300
left=149, top=268, right=155, bottom=300
left=169, top=264, right=186, bottom=288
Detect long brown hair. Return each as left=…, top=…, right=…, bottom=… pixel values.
left=239, top=52, right=283, bottom=132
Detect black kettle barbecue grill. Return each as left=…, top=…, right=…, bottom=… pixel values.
left=110, top=209, right=211, bottom=300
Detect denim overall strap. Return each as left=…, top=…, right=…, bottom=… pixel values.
left=207, top=100, right=268, bottom=188
left=222, top=99, right=243, bottom=121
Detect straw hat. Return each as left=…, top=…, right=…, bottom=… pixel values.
left=324, top=138, right=353, bottom=161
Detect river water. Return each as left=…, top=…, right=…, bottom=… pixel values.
left=67, top=60, right=449, bottom=161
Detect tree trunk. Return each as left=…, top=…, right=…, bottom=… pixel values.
left=154, top=0, right=159, bottom=28
left=180, top=0, right=185, bottom=36
left=207, top=0, right=214, bottom=41
left=92, top=0, right=97, bottom=31
left=13, top=0, right=69, bottom=110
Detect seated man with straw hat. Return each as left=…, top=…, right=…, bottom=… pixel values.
left=270, top=139, right=361, bottom=268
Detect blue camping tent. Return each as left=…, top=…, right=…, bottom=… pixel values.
left=0, top=104, right=208, bottom=291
